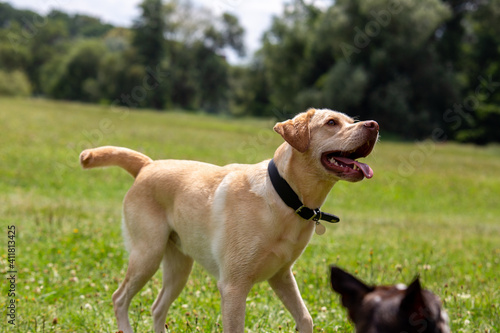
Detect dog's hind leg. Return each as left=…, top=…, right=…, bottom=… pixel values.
left=113, top=204, right=169, bottom=333
left=113, top=247, right=164, bottom=333
left=268, top=267, right=313, bottom=333
left=152, top=240, right=193, bottom=333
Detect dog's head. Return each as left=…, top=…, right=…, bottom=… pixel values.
left=274, top=108, right=379, bottom=182
left=330, top=266, right=450, bottom=333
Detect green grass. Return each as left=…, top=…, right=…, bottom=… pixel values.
left=1, top=97, right=499, bottom=332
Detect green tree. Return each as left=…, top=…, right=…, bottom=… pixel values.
left=251, top=0, right=461, bottom=139
left=132, top=0, right=168, bottom=109
left=260, top=0, right=318, bottom=114
left=163, top=0, right=245, bottom=112
left=454, top=0, right=500, bottom=143
left=42, top=39, right=106, bottom=101
left=48, top=10, right=113, bottom=38
left=27, top=19, right=69, bottom=94
left=0, top=24, right=31, bottom=71
left=229, top=55, right=272, bottom=117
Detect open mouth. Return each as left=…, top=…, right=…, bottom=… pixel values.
left=321, top=142, right=375, bottom=179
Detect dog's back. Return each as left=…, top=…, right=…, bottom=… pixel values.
left=330, top=266, right=450, bottom=333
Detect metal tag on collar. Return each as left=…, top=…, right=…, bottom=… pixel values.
left=315, top=222, right=326, bottom=235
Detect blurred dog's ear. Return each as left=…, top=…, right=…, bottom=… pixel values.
left=330, top=266, right=374, bottom=316
left=274, top=109, right=315, bottom=153
left=400, top=277, right=426, bottom=318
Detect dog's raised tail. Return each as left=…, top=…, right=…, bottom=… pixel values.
left=80, top=146, right=153, bottom=178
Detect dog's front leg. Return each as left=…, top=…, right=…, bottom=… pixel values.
left=268, top=268, right=313, bottom=333
left=217, top=279, right=252, bottom=333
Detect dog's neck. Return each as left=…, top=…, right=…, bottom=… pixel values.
left=273, top=143, right=337, bottom=209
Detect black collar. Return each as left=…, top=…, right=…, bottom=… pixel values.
left=267, top=159, right=340, bottom=223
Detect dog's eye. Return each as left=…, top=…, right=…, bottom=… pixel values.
left=326, top=119, right=336, bottom=126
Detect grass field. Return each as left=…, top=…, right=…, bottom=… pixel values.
left=1, top=97, right=499, bottom=332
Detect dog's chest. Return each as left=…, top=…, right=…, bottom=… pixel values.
left=247, top=217, right=316, bottom=281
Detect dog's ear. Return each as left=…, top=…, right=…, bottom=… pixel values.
left=330, top=266, right=373, bottom=314
left=400, top=277, right=426, bottom=318
left=274, top=109, right=315, bottom=153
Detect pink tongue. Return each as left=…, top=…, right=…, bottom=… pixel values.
left=334, top=157, right=374, bottom=179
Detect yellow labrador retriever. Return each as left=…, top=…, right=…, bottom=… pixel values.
left=79, top=108, right=379, bottom=333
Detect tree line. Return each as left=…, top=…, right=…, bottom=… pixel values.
left=1, top=0, right=499, bottom=143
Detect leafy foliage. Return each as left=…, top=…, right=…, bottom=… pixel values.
left=254, top=0, right=458, bottom=139
left=234, top=0, right=500, bottom=143
left=0, top=0, right=244, bottom=113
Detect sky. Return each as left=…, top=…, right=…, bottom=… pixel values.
left=6, top=0, right=288, bottom=63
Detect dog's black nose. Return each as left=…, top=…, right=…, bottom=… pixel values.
left=364, top=121, right=379, bottom=131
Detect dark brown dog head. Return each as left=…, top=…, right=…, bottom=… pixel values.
left=330, top=266, right=450, bottom=333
